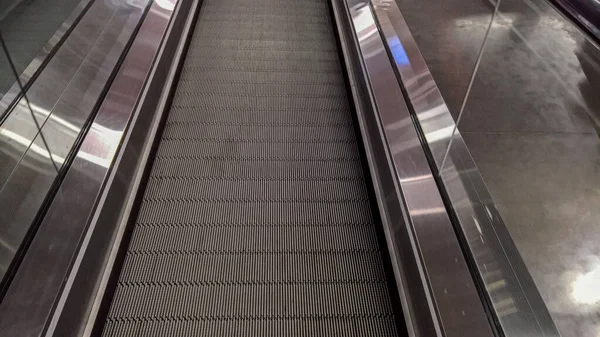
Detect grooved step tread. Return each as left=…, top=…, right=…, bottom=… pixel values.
left=101, top=0, right=399, bottom=335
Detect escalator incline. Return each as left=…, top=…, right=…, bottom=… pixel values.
left=101, top=0, right=400, bottom=335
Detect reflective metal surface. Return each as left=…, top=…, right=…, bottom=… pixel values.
left=0, top=0, right=152, bottom=289
left=344, top=1, right=494, bottom=336
left=0, top=0, right=121, bottom=187
left=394, top=0, right=495, bottom=125
left=548, top=0, right=600, bottom=41
left=0, top=0, right=115, bottom=281
left=454, top=0, right=600, bottom=335
left=370, top=0, right=462, bottom=169
left=52, top=0, right=191, bottom=334
left=0, top=0, right=174, bottom=335
left=0, top=0, right=92, bottom=119
left=373, top=0, right=563, bottom=336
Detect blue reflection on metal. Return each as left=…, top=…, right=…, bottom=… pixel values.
left=388, top=36, right=409, bottom=65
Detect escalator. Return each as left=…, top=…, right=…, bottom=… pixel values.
left=99, top=0, right=401, bottom=335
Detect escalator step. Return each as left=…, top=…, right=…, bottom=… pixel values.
left=101, top=0, right=399, bottom=335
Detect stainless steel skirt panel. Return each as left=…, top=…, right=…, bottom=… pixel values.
left=0, top=1, right=176, bottom=336
left=0, top=0, right=151, bottom=283
left=370, top=0, right=564, bottom=336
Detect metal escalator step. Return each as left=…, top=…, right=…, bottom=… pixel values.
left=181, top=59, right=343, bottom=73
left=175, top=82, right=348, bottom=97
left=178, top=70, right=345, bottom=85
left=134, top=200, right=376, bottom=227
left=104, top=317, right=399, bottom=337
left=101, top=0, right=400, bottom=335
left=118, top=252, right=387, bottom=283
left=147, top=160, right=365, bottom=180
left=186, top=49, right=341, bottom=62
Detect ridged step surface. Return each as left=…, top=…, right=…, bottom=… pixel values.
left=101, top=0, right=399, bottom=335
